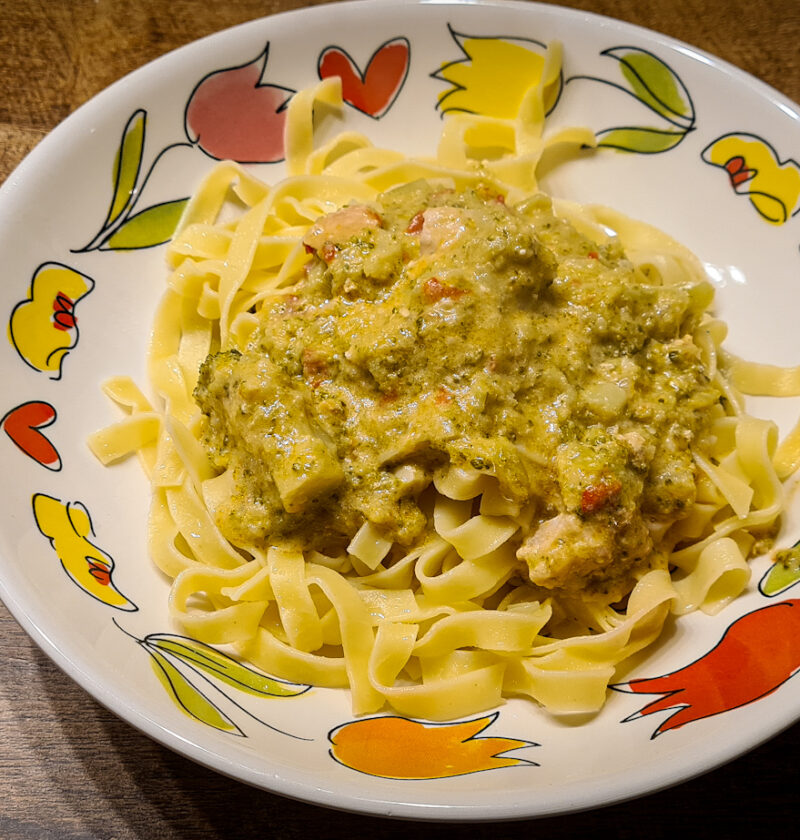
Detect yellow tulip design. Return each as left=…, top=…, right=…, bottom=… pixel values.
left=433, top=28, right=559, bottom=119
left=8, top=262, right=94, bottom=379
left=32, top=494, right=137, bottom=611
left=702, top=133, right=800, bottom=224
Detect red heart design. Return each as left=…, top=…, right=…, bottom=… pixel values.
left=1, top=401, right=61, bottom=471
left=318, top=38, right=410, bottom=119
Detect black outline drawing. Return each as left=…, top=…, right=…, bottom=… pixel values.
left=73, top=109, right=192, bottom=253
left=566, top=45, right=696, bottom=154
left=114, top=620, right=313, bottom=739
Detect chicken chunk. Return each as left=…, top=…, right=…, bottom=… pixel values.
left=517, top=512, right=653, bottom=598
left=419, top=207, right=468, bottom=255
left=303, top=204, right=382, bottom=252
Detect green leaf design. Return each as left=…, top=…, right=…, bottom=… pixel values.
left=759, top=546, right=800, bottom=597
left=102, top=198, right=188, bottom=250
left=107, top=110, right=146, bottom=229
left=604, top=47, right=693, bottom=126
left=148, top=634, right=310, bottom=698
left=149, top=647, right=242, bottom=734
left=597, top=127, right=687, bottom=154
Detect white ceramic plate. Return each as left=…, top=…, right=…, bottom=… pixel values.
left=2, top=0, right=800, bottom=821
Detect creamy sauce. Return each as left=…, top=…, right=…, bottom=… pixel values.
left=194, top=182, right=722, bottom=599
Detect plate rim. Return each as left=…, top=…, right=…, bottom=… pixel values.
left=1, top=0, right=799, bottom=821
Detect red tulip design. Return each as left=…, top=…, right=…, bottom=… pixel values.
left=614, top=600, right=800, bottom=736
left=184, top=44, right=294, bottom=163
left=318, top=37, right=410, bottom=118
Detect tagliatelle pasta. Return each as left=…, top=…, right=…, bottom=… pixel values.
left=89, top=48, right=798, bottom=721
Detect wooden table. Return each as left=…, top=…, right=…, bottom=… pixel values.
left=1, top=1, right=799, bottom=836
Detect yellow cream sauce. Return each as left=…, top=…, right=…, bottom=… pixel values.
left=194, top=181, right=722, bottom=599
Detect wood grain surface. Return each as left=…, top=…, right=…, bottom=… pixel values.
left=1, top=1, right=799, bottom=837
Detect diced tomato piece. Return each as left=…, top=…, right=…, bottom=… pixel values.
left=434, top=387, right=452, bottom=405
left=320, top=242, right=338, bottom=263
left=580, top=478, right=622, bottom=514
left=406, top=212, right=425, bottom=234
left=422, top=277, right=467, bottom=304
left=302, top=348, right=329, bottom=387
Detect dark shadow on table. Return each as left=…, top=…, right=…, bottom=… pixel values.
left=4, top=636, right=798, bottom=839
